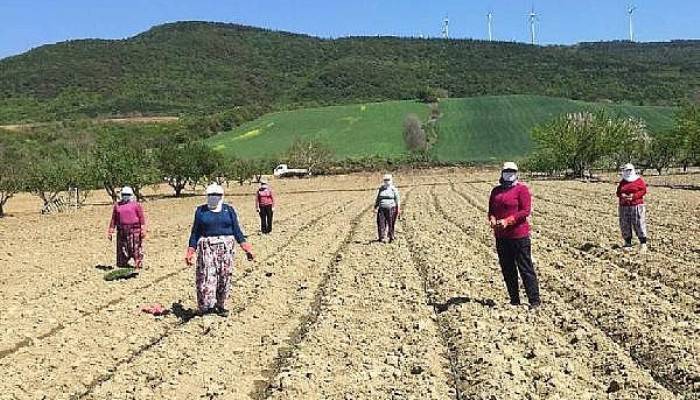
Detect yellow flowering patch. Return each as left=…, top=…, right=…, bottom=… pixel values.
left=233, top=128, right=262, bottom=141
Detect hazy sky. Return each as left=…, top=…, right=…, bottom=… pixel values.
left=1, top=0, right=698, bottom=59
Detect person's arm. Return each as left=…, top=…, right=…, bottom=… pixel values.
left=137, top=203, right=147, bottom=236
left=270, top=189, right=275, bottom=209
left=107, top=204, right=118, bottom=240
left=255, top=191, right=260, bottom=211
left=374, top=189, right=381, bottom=210
left=632, top=179, right=647, bottom=201
left=488, top=189, right=497, bottom=226
left=185, top=207, right=201, bottom=265
left=394, top=188, right=401, bottom=213
left=228, top=207, right=254, bottom=260
left=512, top=185, right=532, bottom=224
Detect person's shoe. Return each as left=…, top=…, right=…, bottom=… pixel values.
left=510, top=300, right=521, bottom=306
left=214, top=306, right=229, bottom=317
left=529, top=302, right=541, bottom=310
left=622, top=243, right=633, bottom=252
left=388, top=237, right=395, bottom=243
left=639, top=243, right=648, bottom=254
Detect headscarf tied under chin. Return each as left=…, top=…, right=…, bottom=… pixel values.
left=621, top=163, right=639, bottom=182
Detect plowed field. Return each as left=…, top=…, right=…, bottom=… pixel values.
left=0, top=170, right=698, bottom=400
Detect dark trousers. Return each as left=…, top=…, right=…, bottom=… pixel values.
left=496, top=237, right=540, bottom=305
left=377, top=207, right=397, bottom=240
left=259, top=206, right=273, bottom=234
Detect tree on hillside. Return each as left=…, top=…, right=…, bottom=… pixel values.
left=529, top=111, right=649, bottom=177
left=92, top=136, right=159, bottom=201
left=640, top=130, right=684, bottom=175
left=403, top=114, right=428, bottom=153
left=26, top=155, right=72, bottom=210
left=285, top=138, right=334, bottom=175
left=157, top=141, right=222, bottom=196
left=677, top=104, right=700, bottom=168
left=0, top=140, right=26, bottom=217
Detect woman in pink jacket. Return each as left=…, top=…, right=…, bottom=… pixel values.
left=616, top=163, right=648, bottom=253
left=488, top=162, right=540, bottom=309
left=255, top=178, right=275, bottom=234
left=107, top=186, right=147, bottom=269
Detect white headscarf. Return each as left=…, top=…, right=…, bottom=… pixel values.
left=382, top=173, right=393, bottom=188
left=205, top=183, right=224, bottom=212
left=621, top=163, right=639, bottom=182
left=120, top=186, right=135, bottom=203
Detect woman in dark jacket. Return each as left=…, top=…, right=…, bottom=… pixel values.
left=185, top=183, right=254, bottom=317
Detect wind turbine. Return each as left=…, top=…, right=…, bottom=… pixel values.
left=487, top=11, right=494, bottom=41
left=527, top=6, right=539, bottom=45
left=628, top=4, right=637, bottom=41
left=442, top=14, right=450, bottom=39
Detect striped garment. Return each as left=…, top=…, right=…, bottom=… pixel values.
left=196, top=235, right=236, bottom=312
left=619, top=204, right=647, bottom=243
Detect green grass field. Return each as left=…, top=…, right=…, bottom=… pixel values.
left=208, top=95, right=676, bottom=162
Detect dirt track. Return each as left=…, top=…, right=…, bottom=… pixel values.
left=0, top=170, right=698, bottom=399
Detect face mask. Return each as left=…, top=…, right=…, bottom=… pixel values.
left=622, top=169, right=637, bottom=182
left=502, top=172, right=517, bottom=182
left=207, top=195, right=222, bottom=209
left=121, top=194, right=132, bottom=202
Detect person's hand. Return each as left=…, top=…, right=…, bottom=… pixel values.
left=107, top=230, right=113, bottom=241
left=395, top=207, right=401, bottom=219
left=489, top=217, right=497, bottom=229
left=272, top=207, right=275, bottom=212
left=185, top=247, right=196, bottom=266
left=240, top=242, right=254, bottom=262
left=141, top=231, right=148, bottom=240
left=373, top=208, right=378, bottom=214
left=256, top=208, right=260, bottom=213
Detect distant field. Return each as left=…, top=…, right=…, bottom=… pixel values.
left=208, top=95, right=676, bottom=162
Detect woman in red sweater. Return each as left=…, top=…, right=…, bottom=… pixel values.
left=488, top=162, right=541, bottom=308
left=616, top=163, right=648, bottom=253
left=107, top=186, right=147, bottom=269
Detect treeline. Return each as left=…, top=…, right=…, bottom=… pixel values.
left=0, top=21, right=698, bottom=123
left=526, top=103, right=700, bottom=177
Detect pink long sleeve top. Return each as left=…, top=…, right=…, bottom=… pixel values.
left=488, top=183, right=532, bottom=239
left=108, top=201, right=146, bottom=232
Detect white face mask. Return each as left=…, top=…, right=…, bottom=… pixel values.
left=121, top=194, right=132, bottom=202
left=502, top=171, right=517, bottom=182
left=207, top=195, right=222, bottom=209
left=622, top=169, right=638, bottom=182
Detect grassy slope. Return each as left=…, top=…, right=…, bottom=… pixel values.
left=435, top=95, right=676, bottom=161
left=208, top=100, right=430, bottom=159
left=208, top=95, right=676, bottom=161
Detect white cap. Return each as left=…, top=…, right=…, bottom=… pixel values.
left=621, top=163, right=635, bottom=171
left=383, top=174, right=393, bottom=181
left=502, top=162, right=519, bottom=171
left=205, top=183, right=224, bottom=195
left=121, top=186, right=134, bottom=196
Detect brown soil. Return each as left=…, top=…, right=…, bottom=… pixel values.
left=0, top=170, right=697, bottom=399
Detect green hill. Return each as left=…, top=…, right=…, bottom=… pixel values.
left=207, top=95, right=676, bottom=162
left=0, top=21, right=697, bottom=124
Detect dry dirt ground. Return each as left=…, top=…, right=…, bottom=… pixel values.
left=0, top=169, right=698, bottom=400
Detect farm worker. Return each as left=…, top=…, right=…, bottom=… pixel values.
left=616, top=163, right=648, bottom=253
left=185, top=183, right=255, bottom=317
left=255, top=177, right=275, bottom=234
left=107, top=186, right=146, bottom=269
left=488, top=162, right=541, bottom=309
left=374, top=174, right=401, bottom=243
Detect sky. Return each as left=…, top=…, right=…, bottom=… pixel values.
left=0, top=0, right=698, bottom=59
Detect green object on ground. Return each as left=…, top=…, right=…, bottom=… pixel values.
left=104, top=267, right=139, bottom=281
